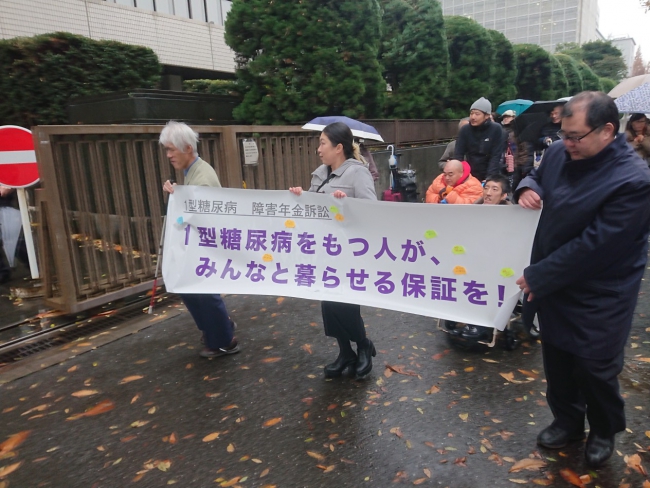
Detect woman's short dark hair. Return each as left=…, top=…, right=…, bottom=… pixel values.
left=322, top=122, right=355, bottom=160
left=485, top=173, right=511, bottom=194
left=626, top=113, right=649, bottom=134
left=562, top=91, right=620, bottom=133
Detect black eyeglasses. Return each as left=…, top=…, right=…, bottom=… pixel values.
left=557, top=125, right=601, bottom=143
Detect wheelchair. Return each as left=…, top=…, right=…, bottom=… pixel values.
left=437, top=299, right=539, bottom=351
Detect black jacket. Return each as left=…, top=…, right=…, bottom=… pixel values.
left=516, top=134, right=650, bottom=359
left=454, top=119, right=506, bottom=181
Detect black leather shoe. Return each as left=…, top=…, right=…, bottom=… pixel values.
left=585, top=433, right=615, bottom=467
left=355, top=340, right=376, bottom=378
left=537, top=423, right=585, bottom=449
left=324, top=352, right=357, bottom=378
left=460, top=325, right=491, bottom=341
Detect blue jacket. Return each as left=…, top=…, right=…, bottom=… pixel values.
left=516, top=134, right=650, bottom=359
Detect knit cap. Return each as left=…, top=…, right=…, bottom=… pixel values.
left=470, top=97, right=491, bottom=114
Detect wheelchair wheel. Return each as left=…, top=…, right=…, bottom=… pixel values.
left=503, top=328, right=521, bottom=351
left=442, top=320, right=462, bottom=334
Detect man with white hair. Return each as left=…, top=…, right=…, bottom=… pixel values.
left=161, top=121, right=240, bottom=358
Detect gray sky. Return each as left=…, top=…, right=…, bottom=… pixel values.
left=599, top=0, right=649, bottom=61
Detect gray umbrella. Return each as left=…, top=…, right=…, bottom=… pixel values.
left=608, top=74, right=650, bottom=99
left=614, top=82, right=650, bottom=114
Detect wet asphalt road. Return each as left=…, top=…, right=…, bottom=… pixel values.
left=1, top=279, right=650, bottom=487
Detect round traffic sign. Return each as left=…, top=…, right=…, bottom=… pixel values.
left=0, top=125, right=40, bottom=188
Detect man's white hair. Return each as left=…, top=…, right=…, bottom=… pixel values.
left=159, top=121, right=199, bottom=156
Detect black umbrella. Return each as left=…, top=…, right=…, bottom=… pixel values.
left=513, top=99, right=570, bottom=145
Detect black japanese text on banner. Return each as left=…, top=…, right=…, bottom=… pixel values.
left=162, top=187, right=541, bottom=330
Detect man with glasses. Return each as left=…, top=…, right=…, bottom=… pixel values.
left=515, top=92, right=650, bottom=467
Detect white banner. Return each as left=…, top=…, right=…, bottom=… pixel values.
left=162, top=187, right=541, bottom=330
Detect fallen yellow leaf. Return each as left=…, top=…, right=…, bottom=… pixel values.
left=219, top=476, right=241, bottom=487
left=307, top=451, right=325, bottom=461
left=71, top=390, right=99, bottom=398
left=226, top=443, right=235, bottom=453
left=459, top=413, right=469, bottom=421
left=261, top=357, right=281, bottom=363
left=0, top=462, right=22, bottom=478
left=202, top=432, right=220, bottom=442
left=119, top=375, right=143, bottom=384
left=509, top=458, right=547, bottom=472
left=263, top=417, right=282, bottom=428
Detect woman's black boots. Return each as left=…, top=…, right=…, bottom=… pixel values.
left=324, top=338, right=357, bottom=378
left=355, top=339, right=376, bottom=378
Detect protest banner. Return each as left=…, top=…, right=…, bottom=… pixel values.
left=162, top=187, right=541, bottom=330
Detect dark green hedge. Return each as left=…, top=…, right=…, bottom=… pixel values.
left=183, top=79, right=239, bottom=96
left=0, top=32, right=161, bottom=127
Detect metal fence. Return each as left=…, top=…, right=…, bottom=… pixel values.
left=32, top=120, right=458, bottom=313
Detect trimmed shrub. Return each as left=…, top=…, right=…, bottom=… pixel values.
left=549, top=55, right=569, bottom=99
left=0, top=32, right=161, bottom=127
left=577, top=62, right=603, bottom=91
left=444, top=16, right=495, bottom=118
left=380, top=0, right=449, bottom=118
left=183, top=79, right=239, bottom=96
left=487, top=29, right=517, bottom=107
left=554, top=54, right=583, bottom=96
left=225, top=0, right=385, bottom=124
left=513, top=44, right=554, bottom=101
left=599, top=77, right=617, bottom=94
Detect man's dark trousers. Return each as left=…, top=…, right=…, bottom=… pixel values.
left=181, top=294, right=233, bottom=349
left=542, top=341, right=625, bottom=437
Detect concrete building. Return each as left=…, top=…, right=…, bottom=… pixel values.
left=0, top=0, right=237, bottom=88
left=440, top=0, right=601, bottom=53
left=610, top=37, right=637, bottom=76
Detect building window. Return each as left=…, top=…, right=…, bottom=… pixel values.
left=155, top=0, right=172, bottom=14
left=104, top=0, right=231, bottom=24
left=189, top=0, right=206, bottom=21
left=172, top=0, right=190, bottom=18
left=136, top=0, right=154, bottom=10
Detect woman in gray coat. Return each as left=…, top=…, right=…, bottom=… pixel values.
left=289, top=122, right=377, bottom=379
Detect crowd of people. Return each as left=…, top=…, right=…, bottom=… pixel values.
left=157, top=91, right=650, bottom=470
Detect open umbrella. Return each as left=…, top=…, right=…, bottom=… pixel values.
left=0, top=206, right=22, bottom=267
left=513, top=98, right=570, bottom=145
left=608, top=74, right=650, bottom=99
left=302, top=116, right=384, bottom=142
left=614, top=83, right=650, bottom=114
left=496, top=99, right=533, bottom=116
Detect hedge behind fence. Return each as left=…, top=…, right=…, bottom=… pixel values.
left=0, top=32, right=161, bottom=127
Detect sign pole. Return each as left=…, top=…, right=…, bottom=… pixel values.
left=16, top=188, right=39, bottom=279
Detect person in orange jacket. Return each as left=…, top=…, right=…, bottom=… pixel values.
left=425, top=159, right=483, bottom=204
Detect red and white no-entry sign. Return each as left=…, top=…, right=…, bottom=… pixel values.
left=0, top=125, right=40, bottom=188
